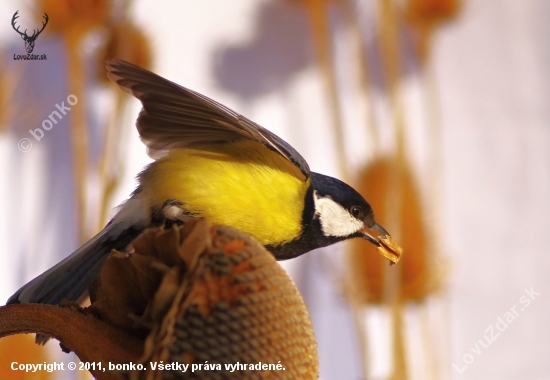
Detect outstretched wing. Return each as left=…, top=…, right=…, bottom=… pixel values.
left=106, top=60, right=310, bottom=180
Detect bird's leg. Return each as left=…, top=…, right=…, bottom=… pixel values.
left=161, top=200, right=195, bottom=228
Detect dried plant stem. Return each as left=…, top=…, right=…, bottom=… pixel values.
left=341, top=2, right=383, bottom=376
left=1, top=62, right=29, bottom=132
left=320, top=250, right=371, bottom=379
left=379, top=0, right=409, bottom=378
left=304, top=0, right=348, bottom=180
left=66, top=37, right=90, bottom=243
left=420, top=303, right=436, bottom=380
left=423, top=50, right=445, bottom=259
left=345, top=0, right=381, bottom=155
left=341, top=262, right=371, bottom=378
left=98, top=90, right=128, bottom=228
left=421, top=41, right=445, bottom=380
left=390, top=301, right=407, bottom=380
left=379, top=0, right=407, bottom=161
left=302, top=2, right=373, bottom=377
left=382, top=215, right=405, bottom=380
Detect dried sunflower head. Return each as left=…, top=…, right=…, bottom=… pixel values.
left=89, top=220, right=319, bottom=379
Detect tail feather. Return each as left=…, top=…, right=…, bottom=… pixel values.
left=47, top=248, right=108, bottom=303
left=7, top=198, right=148, bottom=305
left=8, top=228, right=113, bottom=305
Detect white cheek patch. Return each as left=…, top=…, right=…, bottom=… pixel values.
left=313, top=192, right=364, bottom=237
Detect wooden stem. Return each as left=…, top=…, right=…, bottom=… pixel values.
left=0, top=304, right=143, bottom=380
left=66, top=37, right=90, bottom=243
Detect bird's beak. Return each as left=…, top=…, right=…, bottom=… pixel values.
left=360, top=222, right=403, bottom=265
left=361, top=222, right=390, bottom=246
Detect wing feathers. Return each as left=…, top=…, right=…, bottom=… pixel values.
left=106, top=60, right=310, bottom=179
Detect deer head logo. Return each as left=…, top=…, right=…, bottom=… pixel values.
left=12, top=11, right=49, bottom=54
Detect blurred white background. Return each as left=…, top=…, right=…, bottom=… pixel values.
left=0, top=1, right=549, bottom=379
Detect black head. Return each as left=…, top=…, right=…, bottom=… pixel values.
left=268, top=172, right=391, bottom=260
left=310, top=172, right=391, bottom=240
left=310, top=172, right=374, bottom=230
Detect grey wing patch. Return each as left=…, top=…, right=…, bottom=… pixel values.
left=106, top=59, right=310, bottom=179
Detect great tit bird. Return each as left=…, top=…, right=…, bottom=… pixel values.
left=7, top=60, right=401, bottom=306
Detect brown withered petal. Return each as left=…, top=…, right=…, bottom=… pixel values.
left=149, top=267, right=181, bottom=322
left=178, top=219, right=210, bottom=266
left=131, top=253, right=170, bottom=300
left=88, top=252, right=151, bottom=338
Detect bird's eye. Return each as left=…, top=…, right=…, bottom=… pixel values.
left=351, top=206, right=362, bottom=218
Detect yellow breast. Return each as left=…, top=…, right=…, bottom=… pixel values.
left=139, top=140, right=310, bottom=246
